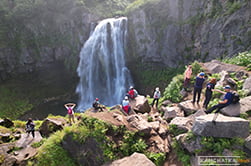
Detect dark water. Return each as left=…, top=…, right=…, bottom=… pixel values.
left=19, top=100, right=69, bottom=120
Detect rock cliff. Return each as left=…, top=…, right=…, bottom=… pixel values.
left=127, top=0, right=251, bottom=67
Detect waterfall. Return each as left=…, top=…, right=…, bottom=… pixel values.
left=76, top=17, right=133, bottom=111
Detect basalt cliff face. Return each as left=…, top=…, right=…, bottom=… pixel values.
left=0, top=0, right=250, bottom=79
left=127, top=0, right=251, bottom=67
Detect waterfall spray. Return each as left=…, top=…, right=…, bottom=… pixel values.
left=76, top=17, right=133, bottom=111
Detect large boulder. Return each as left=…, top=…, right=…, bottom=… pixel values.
left=170, top=117, right=193, bottom=133
left=221, top=96, right=251, bottom=116
left=62, top=135, right=104, bottom=166
left=0, top=118, right=14, bottom=128
left=243, top=76, right=251, bottom=95
left=39, top=118, right=67, bottom=137
left=203, top=60, right=245, bottom=74
left=163, top=106, right=184, bottom=120
left=192, top=114, right=249, bottom=138
left=127, top=115, right=152, bottom=134
left=178, top=100, right=198, bottom=116
left=103, top=152, right=156, bottom=166
left=176, top=133, right=203, bottom=154
left=131, top=96, right=151, bottom=113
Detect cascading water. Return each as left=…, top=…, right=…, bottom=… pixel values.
left=76, top=17, right=133, bottom=111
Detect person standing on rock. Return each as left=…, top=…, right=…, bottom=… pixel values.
left=64, top=103, right=76, bottom=125
left=151, top=87, right=161, bottom=108
left=183, top=65, right=192, bottom=91
left=26, top=118, right=35, bottom=138
left=203, top=78, right=217, bottom=109
left=205, top=85, right=233, bottom=114
left=192, top=72, right=205, bottom=104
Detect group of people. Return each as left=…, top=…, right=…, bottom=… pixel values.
left=184, top=65, right=235, bottom=114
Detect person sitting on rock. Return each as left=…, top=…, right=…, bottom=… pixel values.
left=122, top=96, right=131, bottom=114
left=205, top=85, right=233, bottom=114
left=92, top=98, right=104, bottom=112
left=151, top=87, right=161, bottom=108
left=64, top=103, right=76, bottom=125
left=26, top=118, right=35, bottom=138
left=127, top=86, right=138, bottom=100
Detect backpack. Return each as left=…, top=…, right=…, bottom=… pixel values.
left=231, top=92, right=240, bottom=104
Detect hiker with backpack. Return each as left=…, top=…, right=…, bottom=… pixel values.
left=64, top=103, right=76, bottom=125
left=26, top=118, right=35, bottom=138
left=151, top=87, right=161, bottom=108
left=122, top=96, right=131, bottom=114
left=205, top=85, right=235, bottom=114
left=127, top=86, right=138, bottom=100
left=203, top=78, right=217, bottom=109
left=192, top=72, right=205, bottom=104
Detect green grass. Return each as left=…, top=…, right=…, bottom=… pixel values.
left=223, top=51, right=251, bottom=71
left=0, top=86, right=33, bottom=119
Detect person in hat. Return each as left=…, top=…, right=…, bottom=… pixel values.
left=205, top=85, right=233, bottom=114
left=151, top=87, right=161, bottom=108
left=92, top=98, right=103, bottom=112
left=122, top=96, right=131, bottom=114
left=192, top=72, right=205, bottom=104
left=203, top=78, right=217, bottom=109
left=127, top=86, right=138, bottom=99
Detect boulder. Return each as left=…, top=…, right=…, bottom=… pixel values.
left=39, top=118, right=66, bottom=137
left=0, top=118, right=14, bottom=128
left=131, top=96, right=151, bottom=113
left=221, top=96, right=251, bottom=116
left=178, top=100, right=197, bottom=116
left=62, top=135, right=105, bottom=166
left=192, top=114, right=249, bottom=138
left=244, top=135, right=251, bottom=151
left=188, top=109, right=207, bottom=122
left=148, top=135, right=170, bottom=153
left=176, top=133, right=203, bottom=154
left=170, top=117, right=193, bottom=132
left=102, top=152, right=156, bottom=166
left=161, top=100, right=172, bottom=106
left=163, top=106, right=184, bottom=120
left=127, top=115, right=152, bottom=134
left=203, top=60, right=244, bottom=74
left=243, top=76, right=251, bottom=95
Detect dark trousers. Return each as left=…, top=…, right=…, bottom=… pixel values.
left=193, top=87, right=202, bottom=103
left=152, top=98, right=159, bottom=107
left=203, top=92, right=212, bottom=109
left=206, top=103, right=229, bottom=114
left=27, top=130, right=35, bottom=137
left=184, top=78, right=190, bottom=88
